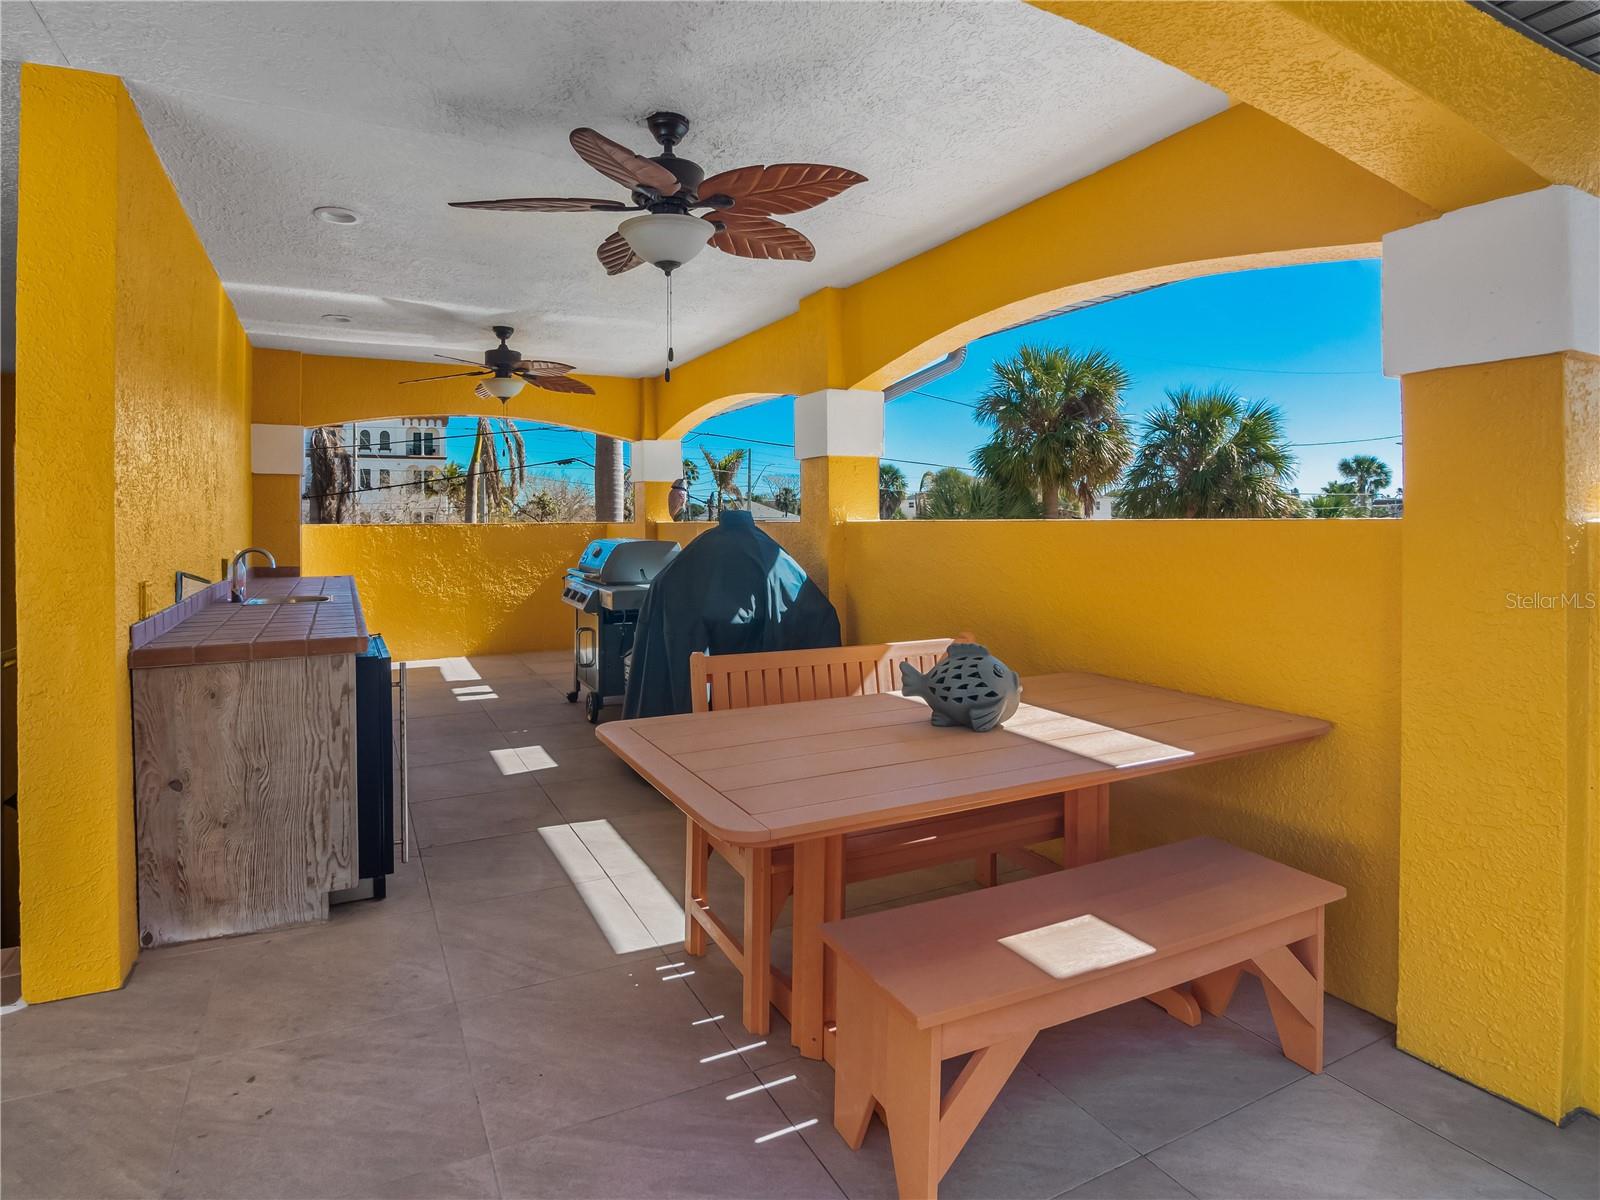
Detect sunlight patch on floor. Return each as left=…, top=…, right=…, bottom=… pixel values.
left=537, top=818, right=686, bottom=953
left=398, top=656, right=482, bottom=682
left=492, top=745, right=559, bottom=775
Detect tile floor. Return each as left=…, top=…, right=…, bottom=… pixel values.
left=2, top=652, right=1596, bottom=1200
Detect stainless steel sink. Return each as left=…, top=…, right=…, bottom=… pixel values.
left=241, top=595, right=332, bottom=605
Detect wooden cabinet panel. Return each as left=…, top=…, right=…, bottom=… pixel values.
left=133, top=653, right=356, bottom=946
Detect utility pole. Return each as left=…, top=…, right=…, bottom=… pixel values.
left=746, top=451, right=753, bottom=511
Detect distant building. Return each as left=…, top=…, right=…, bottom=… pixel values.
left=302, top=417, right=457, bottom=523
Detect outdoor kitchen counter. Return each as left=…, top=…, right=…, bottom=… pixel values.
left=129, top=573, right=368, bottom=668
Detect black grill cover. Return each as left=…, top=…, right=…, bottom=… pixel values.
left=622, top=511, right=841, bottom=718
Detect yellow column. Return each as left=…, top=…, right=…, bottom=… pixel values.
left=1388, top=187, right=1599, bottom=1119
left=250, top=349, right=305, bottom=565
left=14, top=67, right=137, bottom=999
left=794, top=390, right=883, bottom=632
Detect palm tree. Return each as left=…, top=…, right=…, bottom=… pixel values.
left=306, top=426, right=352, bottom=524
left=771, top=484, right=800, bottom=516
left=1115, top=386, right=1301, bottom=518
left=423, top=461, right=470, bottom=520
left=878, top=462, right=908, bottom=519
left=972, top=344, right=1133, bottom=518
left=1308, top=481, right=1361, bottom=518
left=463, top=418, right=527, bottom=522
left=1336, top=454, right=1392, bottom=515
left=916, top=467, right=1040, bottom=520
left=700, top=447, right=746, bottom=517
left=1338, top=454, right=1392, bottom=497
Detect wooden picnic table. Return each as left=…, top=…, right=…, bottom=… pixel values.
left=597, top=670, right=1330, bottom=1059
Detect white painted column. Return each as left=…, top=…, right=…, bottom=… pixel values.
left=1382, top=184, right=1598, bottom=375
left=251, top=423, right=304, bottom=476
left=631, top=438, right=684, bottom=482
left=631, top=438, right=685, bottom=526
left=793, top=388, right=885, bottom=461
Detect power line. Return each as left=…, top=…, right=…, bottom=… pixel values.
left=1287, top=435, right=1402, bottom=447
left=1128, top=356, right=1381, bottom=377
left=304, top=454, right=594, bottom=501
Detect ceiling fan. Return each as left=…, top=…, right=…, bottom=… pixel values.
left=449, top=114, right=865, bottom=380
left=398, top=326, right=595, bottom=403
left=449, top=112, right=866, bottom=277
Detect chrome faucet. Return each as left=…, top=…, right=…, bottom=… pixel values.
left=229, top=547, right=277, bottom=603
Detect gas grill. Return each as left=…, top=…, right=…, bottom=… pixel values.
left=561, top=537, right=679, bottom=722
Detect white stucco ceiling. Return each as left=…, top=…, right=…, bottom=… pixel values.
left=2, top=1, right=1226, bottom=376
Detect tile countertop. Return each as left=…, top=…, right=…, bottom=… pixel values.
left=128, top=574, right=368, bottom=668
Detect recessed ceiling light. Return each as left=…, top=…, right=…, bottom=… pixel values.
left=312, top=206, right=359, bottom=225
left=320, top=313, right=354, bottom=324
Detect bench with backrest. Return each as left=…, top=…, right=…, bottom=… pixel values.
left=822, top=837, right=1345, bottom=1200
left=681, top=639, right=1067, bottom=1036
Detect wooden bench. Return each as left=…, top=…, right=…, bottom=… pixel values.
left=683, top=639, right=1068, bottom=1036
left=822, top=837, right=1345, bottom=1200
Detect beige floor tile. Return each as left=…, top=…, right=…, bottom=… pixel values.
left=423, top=829, right=597, bottom=908
left=168, top=1005, right=487, bottom=1200
left=411, top=789, right=565, bottom=850
left=484, top=697, right=595, bottom=734
left=0, top=952, right=216, bottom=1099
left=350, top=1153, right=500, bottom=1200
left=512, top=743, right=639, bottom=788
left=1024, top=999, right=1306, bottom=1152
left=436, top=882, right=665, bottom=999
left=1224, top=972, right=1392, bottom=1065
left=401, top=655, right=539, bottom=683
left=759, top=1057, right=1134, bottom=1200
left=410, top=756, right=549, bottom=804
left=194, top=904, right=452, bottom=1057
left=492, top=1072, right=843, bottom=1200
left=1150, top=1074, right=1544, bottom=1199
left=1329, top=1040, right=1600, bottom=1200
left=407, top=726, right=516, bottom=769
left=678, top=950, right=800, bottom=1071
left=402, top=711, right=501, bottom=741
left=397, top=689, right=511, bottom=719
left=540, top=772, right=677, bottom=823
left=458, top=961, right=747, bottom=1148
left=1, top=1063, right=191, bottom=1199
left=484, top=714, right=614, bottom=748
left=1061, top=1158, right=1197, bottom=1199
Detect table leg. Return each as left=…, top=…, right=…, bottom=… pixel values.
left=684, top=817, right=708, bottom=956
left=1062, top=785, right=1204, bottom=1027
left=790, top=835, right=843, bottom=1060
left=1062, top=784, right=1110, bottom=866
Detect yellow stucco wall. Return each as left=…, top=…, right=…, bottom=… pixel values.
left=250, top=346, right=643, bottom=438
left=14, top=65, right=253, bottom=1001
left=839, top=518, right=1402, bottom=1020
left=300, top=523, right=609, bottom=659
left=1587, top=519, right=1600, bottom=1112
left=1398, top=353, right=1599, bottom=1119
left=249, top=347, right=648, bottom=567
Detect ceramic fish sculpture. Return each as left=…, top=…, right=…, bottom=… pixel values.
left=899, top=642, right=1022, bottom=732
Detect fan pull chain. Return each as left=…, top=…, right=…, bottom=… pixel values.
left=665, top=271, right=675, bottom=383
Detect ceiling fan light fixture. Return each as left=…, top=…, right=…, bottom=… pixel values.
left=618, top=213, right=711, bottom=273
left=483, top=376, right=524, bottom=400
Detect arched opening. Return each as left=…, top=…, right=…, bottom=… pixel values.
left=301, top=416, right=627, bottom=526
left=881, top=259, right=1401, bottom=521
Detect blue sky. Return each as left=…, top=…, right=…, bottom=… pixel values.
left=447, top=260, right=1401, bottom=501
